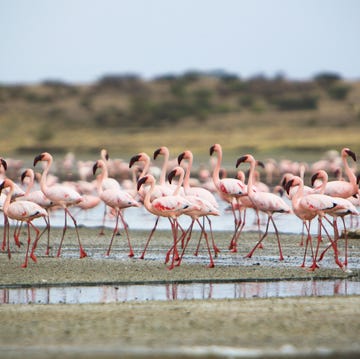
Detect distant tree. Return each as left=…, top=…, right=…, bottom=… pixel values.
left=313, top=72, right=342, bottom=88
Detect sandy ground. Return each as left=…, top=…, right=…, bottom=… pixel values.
left=1, top=227, right=360, bottom=358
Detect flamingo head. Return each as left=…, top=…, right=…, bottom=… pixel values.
left=343, top=148, right=356, bottom=162
left=0, top=178, right=12, bottom=193
left=311, top=170, right=328, bottom=187
left=209, top=144, right=221, bottom=156
left=153, top=146, right=168, bottom=160
left=177, top=150, right=192, bottom=165
left=129, top=152, right=149, bottom=168
left=168, top=166, right=184, bottom=184
left=0, top=158, right=7, bottom=171
left=284, top=176, right=301, bottom=195
left=137, top=175, right=150, bottom=191
left=21, top=169, right=34, bottom=184
left=100, top=149, right=109, bottom=161
left=33, top=152, right=52, bottom=166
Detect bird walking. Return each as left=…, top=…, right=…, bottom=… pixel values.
left=0, top=178, right=48, bottom=267
left=34, top=152, right=87, bottom=258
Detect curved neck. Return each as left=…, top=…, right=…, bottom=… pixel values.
left=3, top=182, right=14, bottom=215
left=40, top=158, right=52, bottom=194
left=143, top=179, right=155, bottom=212
left=159, top=149, right=169, bottom=185
left=183, top=155, right=193, bottom=191
left=343, top=152, right=356, bottom=188
left=212, top=149, right=222, bottom=187
left=140, top=155, right=150, bottom=179
left=246, top=157, right=256, bottom=196
left=174, top=169, right=185, bottom=196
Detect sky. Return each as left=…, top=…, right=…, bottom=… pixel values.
left=1, top=0, right=360, bottom=84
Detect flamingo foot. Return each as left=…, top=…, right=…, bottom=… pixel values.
left=230, top=247, right=238, bottom=253
left=128, top=251, right=134, bottom=258
left=279, top=254, right=284, bottom=261
left=79, top=248, right=87, bottom=258
left=207, top=262, right=215, bottom=268
left=45, top=248, right=50, bottom=256
left=21, top=262, right=28, bottom=268
left=308, top=262, right=320, bottom=271
left=139, top=254, right=145, bottom=260
left=213, top=245, right=221, bottom=254
left=245, top=252, right=253, bottom=259
left=30, top=253, right=37, bottom=263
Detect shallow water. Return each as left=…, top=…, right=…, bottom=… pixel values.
left=1, top=278, right=359, bottom=305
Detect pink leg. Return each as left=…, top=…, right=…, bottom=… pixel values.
left=21, top=223, right=31, bottom=268
left=118, top=210, right=134, bottom=257
left=106, top=210, right=120, bottom=256
left=139, top=216, right=159, bottom=259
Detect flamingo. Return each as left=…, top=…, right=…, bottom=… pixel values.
left=311, top=170, right=359, bottom=268
left=285, top=175, right=345, bottom=270
left=322, top=148, right=358, bottom=199
left=209, top=144, right=247, bottom=248
left=0, top=178, right=48, bottom=267
left=19, top=168, right=54, bottom=255
left=129, top=151, right=178, bottom=259
left=137, top=174, right=198, bottom=269
left=93, top=159, right=140, bottom=257
left=178, top=150, right=220, bottom=255
left=168, top=166, right=220, bottom=267
left=33, top=152, right=87, bottom=258
left=236, top=154, right=292, bottom=261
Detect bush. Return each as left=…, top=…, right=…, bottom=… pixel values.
left=273, top=95, right=318, bottom=111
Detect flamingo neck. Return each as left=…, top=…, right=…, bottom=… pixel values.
left=144, top=179, right=155, bottom=212
left=212, top=149, right=222, bottom=187
left=40, top=158, right=52, bottom=194
left=247, top=158, right=256, bottom=196
left=3, top=183, right=14, bottom=215
left=343, top=153, right=356, bottom=188
left=174, top=170, right=185, bottom=196
left=183, top=156, right=193, bottom=191
left=159, top=150, right=169, bottom=185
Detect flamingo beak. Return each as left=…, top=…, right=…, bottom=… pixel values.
left=177, top=152, right=185, bottom=165
left=92, top=162, right=99, bottom=175
left=33, top=154, right=43, bottom=167
left=311, top=172, right=319, bottom=186
left=129, top=154, right=141, bottom=168
left=168, top=170, right=177, bottom=184
left=153, top=148, right=161, bottom=160
left=236, top=156, right=248, bottom=168
left=0, top=158, right=7, bottom=170
left=137, top=176, right=148, bottom=191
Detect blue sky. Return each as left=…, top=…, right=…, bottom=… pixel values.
left=1, top=0, right=359, bottom=84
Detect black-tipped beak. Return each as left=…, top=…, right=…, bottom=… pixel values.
left=92, top=162, right=99, bottom=175
left=137, top=176, right=148, bottom=191
left=33, top=154, right=43, bottom=167
left=153, top=148, right=161, bottom=160
left=168, top=169, right=177, bottom=184
left=285, top=179, right=294, bottom=195
left=21, top=170, right=28, bottom=184
left=236, top=156, right=248, bottom=168
left=0, top=158, right=7, bottom=171
left=311, top=172, right=319, bottom=187
left=256, top=160, right=265, bottom=168
left=0, top=180, right=5, bottom=193
left=177, top=152, right=185, bottom=165
left=129, top=154, right=141, bottom=168
left=346, top=149, right=356, bottom=162
left=209, top=145, right=215, bottom=156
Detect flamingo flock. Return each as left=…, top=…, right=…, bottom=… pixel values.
left=0, top=145, right=359, bottom=270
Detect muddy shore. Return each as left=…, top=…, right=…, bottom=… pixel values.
left=1, top=228, right=360, bottom=358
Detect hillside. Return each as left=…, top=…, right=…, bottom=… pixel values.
left=1, top=71, right=360, bottom=164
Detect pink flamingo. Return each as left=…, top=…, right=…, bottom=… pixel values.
left=0, top=178, right=48, bottom=267
left=285, top=175, right=344, bottom=270
left=130, top=151, right=179, bottom=259
left=137, top=174, right=198, bottom=269
left=33, top=152, right=87, bottom=258
left=236, top=154, right=292, bottom=261
left=93, top=159, right=140, bottom=257
left=311, top=170, right=359, bottom=268
left=322, top=148, right=358, bottom=199
left=168, top=166, right=220, bottom=267
left=20, top=168, right=54, bottom=255
left=178, top=150, right=220, bottom=255
left=209, top=144, right=247, bottom=248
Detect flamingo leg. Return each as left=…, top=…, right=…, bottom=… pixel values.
left=29, top=222, right=41, bottom=263
left=13, top=221, right=22, bottom=248
left=21, top=223, right=31, bottom=268
left=66, top=207, right=87, bottom=258
left=177, top=219, right=195, bottom=266
left=230, top=208, right=247, bottom=253
left=139, top=216, right=159, bottom=259
left=118, top=210, right=134, bottom=257
left=245, top=215, right=271, bottom=259
left=106, top=209, right=120, bottom=256
left=195, top=218, right=215, bottom=268
left=206, top=216, right=220, bottom=256
left=270, top=216, right=284, bottom=261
